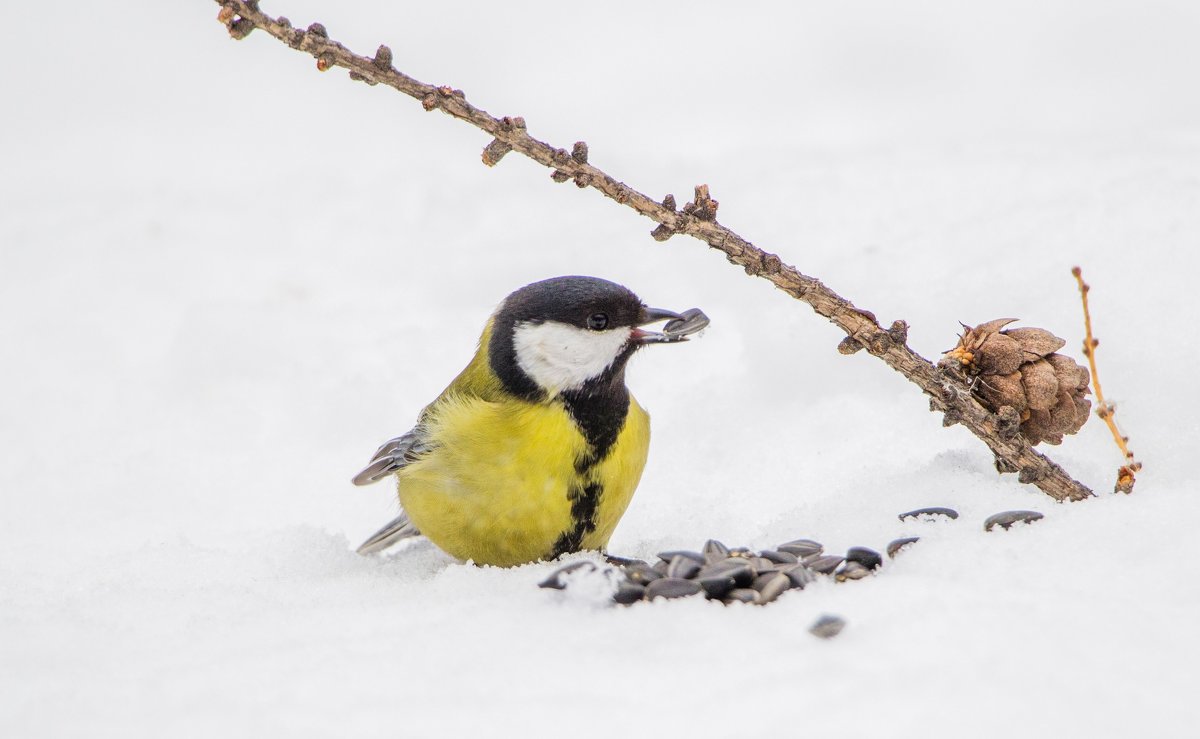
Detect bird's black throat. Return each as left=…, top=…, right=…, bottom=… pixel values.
left=560, top=364, right=632, bottom=461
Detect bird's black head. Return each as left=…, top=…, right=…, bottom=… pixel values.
left=488, top=276, right=688, bottom=400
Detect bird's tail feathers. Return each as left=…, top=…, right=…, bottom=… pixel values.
left=356, top=513, right=421, bottom=555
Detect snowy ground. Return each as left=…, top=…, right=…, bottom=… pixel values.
left=3, top=1, right=1199, bottom=736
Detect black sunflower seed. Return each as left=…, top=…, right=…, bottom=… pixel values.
left=984, top=510, right=1044, bottom=531
left=777, top=539, right=824, bottom=557
left=809, top=614, right=847, bottom=639
left=755, top=572, right=791, bottom=604
left=666, top=555, right=702, bottom=580
left=702, top=559, right=756, bottom=587
left=898, top=507, right=959, bottom=521
left=622, top=562, right=664, bottom=585
left=886, top=537, right=920, bottom=558
left=645, top=577, right=703, bottom=600
left=613, top=580, right=646, bottom=605
left=723, top=588, right=759, bottom=604
left=845, top=546, right=883, bottom=570
left=835, top=561, right=872, bottom=582
left=697, top=571, right=738, bottom=598
left=806, top=555, right=844, bottom=575
left=779, top=563, right=815, bottom=589
left=656, top=550, right=705, bottom=565
left=702, top=539, right=730, bottom=562
left=538, top=561, right=596, bottom=589
left=758, top=549, right=800, bottom=565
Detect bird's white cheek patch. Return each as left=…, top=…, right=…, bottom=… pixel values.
left=513, top=321, right=632, bottom=394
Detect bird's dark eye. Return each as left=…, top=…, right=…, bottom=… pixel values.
left=587, top=313, right=609, bottom=331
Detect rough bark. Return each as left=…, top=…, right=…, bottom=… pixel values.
left=212, top=0, right=1094, bottom=502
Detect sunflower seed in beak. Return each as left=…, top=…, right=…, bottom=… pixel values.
left=663, top=308, right=709, bottom=339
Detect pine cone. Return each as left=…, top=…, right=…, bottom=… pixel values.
left=940, top=319, right=1092, bottom=445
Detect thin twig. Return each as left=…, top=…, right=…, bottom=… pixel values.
left=1072, top=267, right=1140, bottom=493
left=212, top=1, right=1094, bottom=502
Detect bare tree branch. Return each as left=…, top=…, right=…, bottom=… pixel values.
left=1073, top=267, right=1140, bottom=493
left=212, top=0, right=1094, bottom=502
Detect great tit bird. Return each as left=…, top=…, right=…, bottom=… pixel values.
left=352, top=276, right=708, bottom=567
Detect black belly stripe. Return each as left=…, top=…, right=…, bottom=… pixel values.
left=550, top=371, right=632, bottom=558
left=550, top=478, right=603, bottom=557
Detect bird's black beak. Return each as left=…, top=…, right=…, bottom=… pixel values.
left=633, top=306, right=710, bottom=344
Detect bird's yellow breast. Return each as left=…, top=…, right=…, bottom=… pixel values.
left=395, top=391, right=650, bottom=567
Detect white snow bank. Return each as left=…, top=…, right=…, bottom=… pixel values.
left=2, top=1, right=1198, bottom=737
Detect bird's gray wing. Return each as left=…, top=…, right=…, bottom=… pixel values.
left=351, top=425, right=436, bottom=555
left=350, top=427, right=434, bottom=486
left=356, top=512, right=421, bottom=555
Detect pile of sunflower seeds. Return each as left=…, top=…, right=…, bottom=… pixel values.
left=539, top=506, right=1044, bottom=607
left=539, top=536, right=896, bottom=606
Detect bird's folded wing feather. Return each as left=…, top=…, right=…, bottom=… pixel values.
left=350, top=427, right=434, bottom=486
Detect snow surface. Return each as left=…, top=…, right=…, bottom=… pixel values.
left=3, top=1, right=1200, bottom=737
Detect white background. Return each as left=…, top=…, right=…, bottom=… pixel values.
left=3, top=1, right=1198, bottom=736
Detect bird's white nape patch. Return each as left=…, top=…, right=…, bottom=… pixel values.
left=512, top=320, right=632, bottom=394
